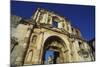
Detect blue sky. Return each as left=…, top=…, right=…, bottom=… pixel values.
left=45, top=50, right=54, bottom=62
left=11, top=1, right=95, bottom=41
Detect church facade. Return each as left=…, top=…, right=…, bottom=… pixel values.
left=11, top=8, right=95, bottom=66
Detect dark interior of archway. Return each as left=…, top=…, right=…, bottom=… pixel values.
left=42, top=36, right=65, bottom=64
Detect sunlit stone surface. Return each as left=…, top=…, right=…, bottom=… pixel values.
left=11, top=8, right=95, bottom=66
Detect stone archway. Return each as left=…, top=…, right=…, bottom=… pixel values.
left=41, top=36, right=68, bottom=64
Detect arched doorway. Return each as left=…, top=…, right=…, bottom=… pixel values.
left=41, top=36, right=68, bottom=64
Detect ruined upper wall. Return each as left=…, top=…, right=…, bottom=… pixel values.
left=11, top=8, right=82, bottom=39
left=31, top=8, right=82, bottom=37
left=11, top=15, right=22, bottom=28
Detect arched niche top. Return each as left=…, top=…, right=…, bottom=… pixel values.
left=52, top=15, right=64, bottom=22
left=43, top=36, right=67, bottom=51
left=42, top=36, right=68, bottom=64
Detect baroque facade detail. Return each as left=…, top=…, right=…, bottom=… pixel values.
left=11, top=8, right=95, bottom=66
